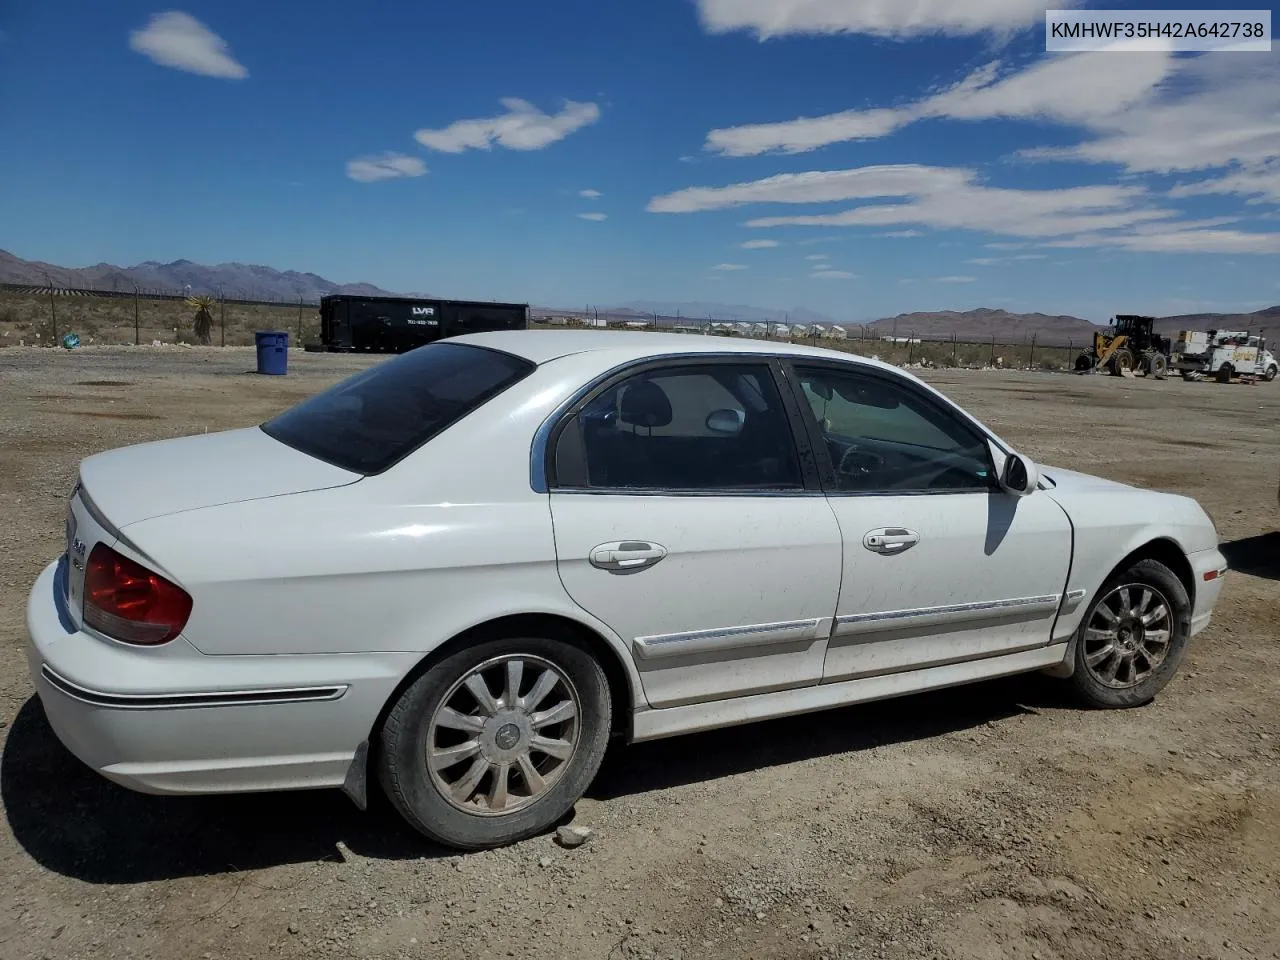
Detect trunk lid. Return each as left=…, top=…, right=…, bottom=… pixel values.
left=77, top=426, right=361, bottom=529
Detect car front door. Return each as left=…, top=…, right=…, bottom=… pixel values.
left=546, top=357, right=843, bottom=709
left=783, top=361, right=1073, bottom=683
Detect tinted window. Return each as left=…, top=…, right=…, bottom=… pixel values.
left=263, top=343, right=534, bottom=475
left=556, top=364, right=802, bottom=491
left=793, top=365, right=993, bottom=493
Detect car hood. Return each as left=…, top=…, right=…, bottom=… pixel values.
left=1038, top=465, right=1137, bottom=495
left=79, top=426, right=361, bottom=529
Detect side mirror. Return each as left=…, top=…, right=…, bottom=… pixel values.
left=705, top=408, right=745, bottom=436
left=999, top=452, right=1039, bottom=497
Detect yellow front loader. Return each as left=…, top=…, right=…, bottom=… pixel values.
left=1074, top=314, right=1171, bottom=379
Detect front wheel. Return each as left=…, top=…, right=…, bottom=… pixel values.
left=1108, top=348, right=1135, bottom=376
left=1068, top=559, right=1191, bottom=709
left=1216, top=363, right=1234, bottom=384
left=1265, top=365, right=1278, bottom=382
left=377, top=635, right=612, bottom=850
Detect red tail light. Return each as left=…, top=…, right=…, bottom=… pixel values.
left=83, top=544, right=192, bottom=645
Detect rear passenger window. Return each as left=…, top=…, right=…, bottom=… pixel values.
left=554, top=364, right=802, bottom=491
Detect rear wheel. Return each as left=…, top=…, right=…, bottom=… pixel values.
left=377, top=635, right=612, bottom=850
left=1216, top=363, right=1234, bottom=384
left=1265, top=365, right=1277, bottom=382
left=1073, top=352, right=1095, bottom=373
left=1147, top=353, right=1169, bottom=380
left=1068, top=559, right=1191, bottom=709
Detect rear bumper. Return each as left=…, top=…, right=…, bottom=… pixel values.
left=25, top=559, right=417, bottom=796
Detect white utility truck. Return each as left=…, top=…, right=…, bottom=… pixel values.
left=1173, top=330, right=1278, bottom=383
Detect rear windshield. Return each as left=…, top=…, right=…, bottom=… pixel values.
left=262, top=342, right=535, bottom=475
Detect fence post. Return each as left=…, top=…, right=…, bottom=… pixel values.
left=133, top=287, right=140, bottom=346
left=220, top=296, right=226, bottom=347
left=47, top=288, right=57, bottom=344
left=1029, top=333, right=1037, bottom=369
left=297, top=296, right=304, bottom=343
left=908, top=333, right=914, bottom=364
left=951, top=332, right=957, bottom=360
left=990, top=334, right=996, bottom=366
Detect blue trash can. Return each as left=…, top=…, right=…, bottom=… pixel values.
left=254, top=331, right=289, bottom=375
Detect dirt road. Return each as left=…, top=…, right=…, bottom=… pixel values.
left=1, top=346, right=1277, bottom=960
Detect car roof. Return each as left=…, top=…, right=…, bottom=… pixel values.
left=448, top=328, right=898, bottom=372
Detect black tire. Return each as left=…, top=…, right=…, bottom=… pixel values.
left=1148, top=353, right=1169, bottom=380
left=1068, top=558, right=1191, bottom=709
left=377, top=635, right=612, bottom=850
left=1073, top=352, right=1095, bottom=373
left=1265, top=365, right=1277, bottom=382
left=1216, top=363, right=1233, bottom=384
left=1108, top=348, right=1135, bottom=376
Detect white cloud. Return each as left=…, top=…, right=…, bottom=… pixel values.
left=805, top=253, right=829, bottom=260
left=346, top=153, right=428, bottom=183
left=651, top=165, right=971, bottom=212
left=712, top=263, right=748, bottom=271
left=577, top=212, right=608, bottom=221
left=935, top=275, right=977, bottom=283
left=707, top=107, right=909, bottom=157
left=811, top=269, right=856, bottom=279
left=695, top=0, right=1064, bottom=40
left=129, top=11, right=247, bottom=79
left=881, top=230, right=924, bottom=238
left=1170, top=162, right=1280, bottom=204
left=967, top=253, right=1048, bottom=265
left=1020, top=55, right=1280, bottom=175
left=650, top=163, right=1176, bottom=240
left=704, top=51, right=1171, bottom=156
left=579, top=188, right=602, bottom=199
left=415, top=98, right=600, bottom=153
left=739, top=239, right=780, bottom=248
left=1046, top=224, right=1280, bottom=254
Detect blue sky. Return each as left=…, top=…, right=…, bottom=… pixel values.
left=1, top=0, right=1278, bottom=322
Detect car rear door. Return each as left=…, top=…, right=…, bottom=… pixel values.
left=546, top=357, right=843, bottom=709
left=781, top=360, right=1073, bottom=683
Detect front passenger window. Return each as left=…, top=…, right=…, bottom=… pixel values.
left=794, top=366, right=993, bottom=493
left=556, top=364, right=803, bottom=491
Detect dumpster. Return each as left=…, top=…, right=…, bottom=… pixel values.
left=254, top=331, right=289, bottom=375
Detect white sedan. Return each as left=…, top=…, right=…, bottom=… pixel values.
left=26, top=331, right=1227, bottom=849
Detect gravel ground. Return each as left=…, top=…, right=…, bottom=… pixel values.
left=0, top=345, right=1277, bottom=960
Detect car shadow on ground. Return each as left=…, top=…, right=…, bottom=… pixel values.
left=4, top=675, right=1062, bottom=885
left=589, top=674, right=1057, bottom=800
left=0, top=697, right=432, bottom=884
left=1221, top=533, right=1280, bottom=582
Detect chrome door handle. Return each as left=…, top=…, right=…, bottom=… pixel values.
left=863, top=527, right=920, bottom=555
left=589, top=540, right=668, bottom=573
